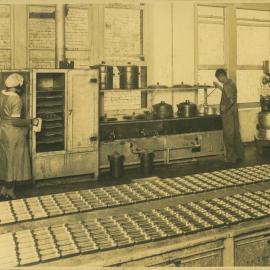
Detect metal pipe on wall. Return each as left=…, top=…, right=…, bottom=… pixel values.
left=56, top=5, right=65, bottom=68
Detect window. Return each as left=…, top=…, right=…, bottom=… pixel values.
left=196, top=5, right=225, bottom=105
left=65, top=5, right=90, bottom=69
left=236, top=8, right=270, bottom=103
left=28, top=5, right=56, bottom=68
left=0, top=5, right=12, bottom=69
left=103, top=4, right=143, bottom=62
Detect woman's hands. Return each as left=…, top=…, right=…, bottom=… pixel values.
left=31, top=118, right=39, bottom=126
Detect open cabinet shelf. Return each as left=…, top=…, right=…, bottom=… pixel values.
left=35, top=72, right=66, bottom=153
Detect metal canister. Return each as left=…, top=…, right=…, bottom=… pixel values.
left=118, top=64, right=139, bottom=89
left=139, top=66, right=147, bottom=89
left=108, top=152, right=125, bottom=179
left=139, top=151, right=154, bottom=176
left=91, top=62, right=113, bottom=90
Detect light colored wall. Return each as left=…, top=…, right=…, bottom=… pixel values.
left=8, top=3, right=261, bottom=142
left=145, top=2, right=259, bottom=142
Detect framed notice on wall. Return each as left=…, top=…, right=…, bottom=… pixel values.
left=27, top=5, right=56, bottom=68
left=104, top=5, right=143, bottom=61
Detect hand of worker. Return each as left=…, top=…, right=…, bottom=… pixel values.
left=213, top=81, right=222, bottom=90
left=32, top=118, right=39, bottom=126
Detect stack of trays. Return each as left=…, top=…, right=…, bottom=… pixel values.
left=39, top=195, right=63, bottom=217
left=66, top=222, right=98, bottom=254
left=113, top=214, right=150, bottom=244
left=0, top=201, right=15, bottom=224
left=50, top=224, right=79, bottom=258
left=11, top=200, right=32, bottom=222
left=84, top=220, right=116, bottom=250
left=33, top=227, right=60, bottom=263
left=25, top=197, right=47, bottom=219
left=0, top=233, right=18, bottom=267
left=97, top=217, right=133, bottom=247
left=14, top=230, right=40, bottom=266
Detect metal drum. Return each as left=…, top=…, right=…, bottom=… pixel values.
left=260, top=95, right=270, bottom=112
left=139, top=151, right=154, bottom=176
left=108, top=152, right=125, bottom=179
left=118, top=65, right=139, bottom=89
left=139, top=66, right=147, bottom=89
left=92, top=62, right=113, bottom=90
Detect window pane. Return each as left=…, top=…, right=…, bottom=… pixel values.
left=198, top=70, right=222, bottom=105
left=237, top=70, right=262, bottom=103
left=198, top=6, right=224, bottom=17
left=237, top=9, right=270, bottom=20
left=198, top=23, right=224, bottom=65
left=237, top=25, right=270, bottom=65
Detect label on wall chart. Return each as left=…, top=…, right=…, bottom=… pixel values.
left=0, top=5, right=11, bottom=69
left=28, top=6, right=56, bottom=68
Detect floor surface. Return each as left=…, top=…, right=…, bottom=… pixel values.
left=15, top=142, right=270, bottom=199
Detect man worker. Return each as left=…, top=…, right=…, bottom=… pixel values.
left=213, top=68, right=244, bottom=164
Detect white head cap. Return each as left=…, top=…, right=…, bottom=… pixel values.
left=5, top=73, right=24, bottom=88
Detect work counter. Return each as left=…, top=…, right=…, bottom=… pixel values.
left=100, top=115, right=222, bottom=141
left=1, top=164, right=270, bottom=267
left=99, top=115, right=224, bottom=169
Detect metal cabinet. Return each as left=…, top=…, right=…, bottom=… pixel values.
left=0, top=69, right=99, bottom=180
left=99, top=130, right=224, bottom=169
left=32, top=69, right=99, bottom=180
left=116, top=240, right=224, bottom=267
left=235, top=231, right=270, bottom=266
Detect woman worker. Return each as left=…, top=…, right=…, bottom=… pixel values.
left=0, top=73, right=38, bottom=199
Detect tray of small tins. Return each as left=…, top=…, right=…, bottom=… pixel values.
left=0, top=164, right=270, bottom=226
left=1, top=188, right=270, bottom=267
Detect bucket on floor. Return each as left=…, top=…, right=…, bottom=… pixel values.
left=108, top=152, right=125, bottom=179
left=139, top=151, right=155, bottom=176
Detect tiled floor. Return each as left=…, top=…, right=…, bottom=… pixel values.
left=14, top=142, right=270, bottom=199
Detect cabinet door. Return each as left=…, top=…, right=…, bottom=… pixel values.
left=67, top=69, right=99, bottom=152
left=235, top=232, right=270, bottom=266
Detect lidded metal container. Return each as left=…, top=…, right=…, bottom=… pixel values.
left=152, top=101, right=173, bottom=119
left=258, top=112, right=270, bottom=129
left=108, top=152, right=125, bottom=179
left=118, top=63, right=139, bottom=89
left=139, top=150, right=154, bottom=176
left=91, top=61, right=113, bottom=90
left=177, top=100, right=197, bottom=118
left=260, top=95, right=270, bottom=112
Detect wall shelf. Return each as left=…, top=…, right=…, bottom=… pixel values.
left=99, top=86, right=214, bottom=93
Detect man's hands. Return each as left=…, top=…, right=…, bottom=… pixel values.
left=213, top=81, right=222, bottom=90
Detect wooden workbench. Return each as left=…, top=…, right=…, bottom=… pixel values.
left=1, top=180, right=270, bottom=267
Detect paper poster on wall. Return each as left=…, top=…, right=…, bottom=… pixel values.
left=28, top=6, right=56, bottom=68
left=104, top=7, right=141, bottom=60
left=65, top=6, right=90, bottom=68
